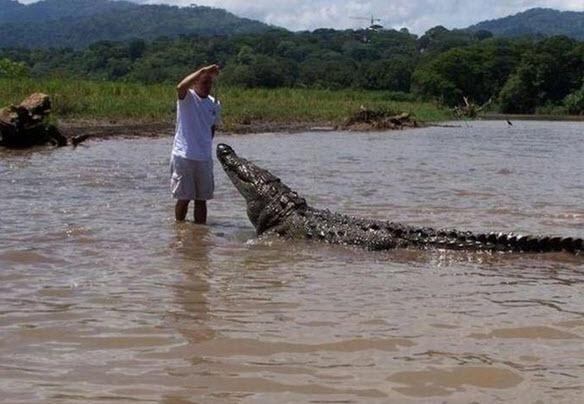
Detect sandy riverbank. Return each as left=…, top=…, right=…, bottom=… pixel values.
left=57, top=118, right=415, bottom=142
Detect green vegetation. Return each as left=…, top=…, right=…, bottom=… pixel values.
left=497, top=36, right=584, bottom=114
left=563, top=84, right=584, bottom=115
left=4, top=29, right=581, bottom=115
left=0, top=78, right=448, bottom=129
left=2, top=7, right=583, bottom=119
left=0, top=58, right=29, bottom=78
left=0, top=0, right=272, bottom=49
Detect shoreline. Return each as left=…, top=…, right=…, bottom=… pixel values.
left=57, top=118, right=416, bottom=141
left=481, top=113, right=584, bottom=122
left=17, top=113, right=584, bottom=146
left=58, top=120, right=338, bottom=141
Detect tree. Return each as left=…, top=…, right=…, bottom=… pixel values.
left=498, top=38, right=584, bottom=113
left=474, top=30, right=493, bottom=41
left=342, top=40, right=379, bottom=61
left=362, top=57, right=413, bottom=92
left=499, top=76, right=534, bottom=113
left=299, top=53, right=356, bottom=89
left=417, top=26, right=478, bottom=54
left=563, top=84, right=584, bottom=115
left=221, top=49, right=297, bottom=88
left=412, top=41, right=520, bottom=106
left=127, top=39, right=146, bottom=61
left=411, top=68, right=458, bottom=104
left=275, top=40, right=303, bottom=61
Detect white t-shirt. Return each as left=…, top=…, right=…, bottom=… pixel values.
left=172, top=89, right=221, bottom=161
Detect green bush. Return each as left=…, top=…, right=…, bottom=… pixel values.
left=535, top=101, right=568, bottom=115
left=0, top=58, right=30, bottom=78
left=563, top=84, right=584, bottom=115
left=498, top=72, right=538, bottom=114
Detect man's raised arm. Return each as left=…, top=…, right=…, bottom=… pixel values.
left=176, top=64, right=219, bottom=100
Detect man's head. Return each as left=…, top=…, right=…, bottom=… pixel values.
left=194, top=73, right=215, bottom=98
left=216, top=144, right=307, bottom=233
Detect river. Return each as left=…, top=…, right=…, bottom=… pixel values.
left=1, top=120, right=583, bottom=402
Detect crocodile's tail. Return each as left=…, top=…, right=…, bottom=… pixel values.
left=403, top=227, right=583, bottom=253
left=466, top=232, right=583, bottom=253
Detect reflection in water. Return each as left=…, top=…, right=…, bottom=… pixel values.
left=170, top=223, right=214, bottom=344
left=1, top=121, right=584, bottom=402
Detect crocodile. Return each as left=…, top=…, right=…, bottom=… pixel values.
left=216, top=143, right=583, bottom=254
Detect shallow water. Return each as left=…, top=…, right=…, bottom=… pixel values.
left=1, top=120, right=583, bottom=403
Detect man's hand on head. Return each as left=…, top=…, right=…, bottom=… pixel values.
left=203, top=64, right=220, bottom=77
left=177, top=64, right=220, bottom=100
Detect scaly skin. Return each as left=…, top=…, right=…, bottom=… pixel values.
left=216, top=144, right=583, bottom=254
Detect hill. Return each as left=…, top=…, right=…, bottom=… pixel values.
left=0, top=0, right=137, bottom=24
left=0, top=0, right=274, bottom=48
left=467, top=8, right=584, bottom=40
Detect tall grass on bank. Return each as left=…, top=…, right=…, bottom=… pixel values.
left=0, top=79, right=449, bottom=129
left=0, top=79, right=173, bottom=121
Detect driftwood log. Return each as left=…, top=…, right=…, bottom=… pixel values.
left=0, top=93, right=68, bottom=148
left=453, top=96, right=492, bottom=119
left=344, top=106, right=418, bottom=131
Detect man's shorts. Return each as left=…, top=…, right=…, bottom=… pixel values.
left=170, top=154, right=214, bottom=201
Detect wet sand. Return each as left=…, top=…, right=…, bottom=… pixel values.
left=57, top=120, right=336, bottom=143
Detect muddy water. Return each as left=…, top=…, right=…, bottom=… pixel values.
left=1, top=120, right=583, bottom=403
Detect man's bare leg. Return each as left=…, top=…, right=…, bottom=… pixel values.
left=175, top=200, right=190, bottom=221
left=194, top=200, right=207, bottom=224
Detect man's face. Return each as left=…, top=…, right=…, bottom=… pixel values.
left=194, top=73, right=215, bottom=98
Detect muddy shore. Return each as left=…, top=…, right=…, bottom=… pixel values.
left=58, top=119, right=341, bottom=141
left=58, top=113, right=583, bottom=142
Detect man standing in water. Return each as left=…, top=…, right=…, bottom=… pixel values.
left=170, top=64, right=221, bottom=223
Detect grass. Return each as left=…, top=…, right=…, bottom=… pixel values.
left=0, top=78, right=450, bottom=130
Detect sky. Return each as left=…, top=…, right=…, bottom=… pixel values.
left=21, top=0, right=584, bottom=34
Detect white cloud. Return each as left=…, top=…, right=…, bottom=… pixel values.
left=19, top=0, right=584, bottom=34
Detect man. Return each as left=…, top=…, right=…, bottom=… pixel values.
left=170, top=64, right=221, bottom=223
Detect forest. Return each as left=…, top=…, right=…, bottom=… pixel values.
left=0, top=0, right=271, bottom=48
left=1, top=26, right=583, bottom=115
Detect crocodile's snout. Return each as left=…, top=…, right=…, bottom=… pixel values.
left=216, top=143, right=234, bottom=157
